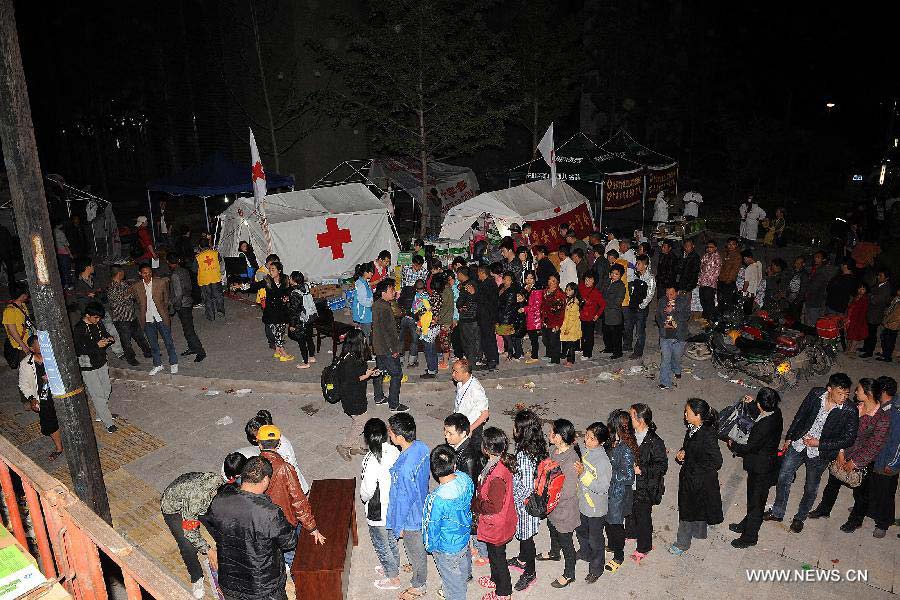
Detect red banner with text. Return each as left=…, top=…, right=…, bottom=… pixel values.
left=647, top=164, right=678, bottom=201
left=528, top=202, right=594, bottom=251
left=603, top=170, right=644, bottom=210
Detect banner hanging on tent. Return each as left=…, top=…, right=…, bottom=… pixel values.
left=603, top=170, right=644, bottom=210
left=647, top=164, right=678, bottom=202
left=528, top=202, right=593, bottom=251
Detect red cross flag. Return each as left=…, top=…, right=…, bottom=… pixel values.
left=537, top=122, right=557, bottom=188
left=249, top=128, right=272, bottom=253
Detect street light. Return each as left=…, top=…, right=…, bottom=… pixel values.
left=825, top=102, right=836, bottom=109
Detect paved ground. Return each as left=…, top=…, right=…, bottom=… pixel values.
left=1, top=298, right=899, bottom=599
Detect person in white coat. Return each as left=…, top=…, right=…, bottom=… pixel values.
left=683, top=191, right=703, bottom=219
left=739, top=196, right=766, bottom=245
left=360, top=418, right=402, bottom=590
left=653, top=192, right=669, bottom=224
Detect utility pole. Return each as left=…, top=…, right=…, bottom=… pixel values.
left=0, top=0, right=111, bottom=523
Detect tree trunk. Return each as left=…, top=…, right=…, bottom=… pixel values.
left=250, top=0, right=279, bottom=172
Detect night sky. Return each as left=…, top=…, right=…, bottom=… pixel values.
left=11, top=0, right=900, bottom=208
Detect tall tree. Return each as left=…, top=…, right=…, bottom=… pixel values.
left=312, top=0, right=520, bottom=235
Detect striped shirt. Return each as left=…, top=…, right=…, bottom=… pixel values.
left=513, top=452, right=540, bottom=541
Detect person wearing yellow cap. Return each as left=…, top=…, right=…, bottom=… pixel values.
left=257, top=425, right=325, bottom=564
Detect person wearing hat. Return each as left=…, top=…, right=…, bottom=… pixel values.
left=258, top=425, right=325, bottom=565
left=135, top=216, right=157, bottom=260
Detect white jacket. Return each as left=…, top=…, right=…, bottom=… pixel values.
left=360, top=443, right=400, bottom=526
left=739, top=204, right=766, bottom=241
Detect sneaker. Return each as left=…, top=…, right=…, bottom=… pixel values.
left=668, top=544, right=685, bottom=556
left=762, top=510, right=783, bottom=522
left=839, top=521, right=860, bottom=533
left=373, top=396, right=387, bottom=405
left=390, top=404, right=410, bottom=413
left=372, top=578, right=401, bottom=590
left=658, top=384, right=671, bottom=390
left=807, top=508, right=830, bottom=519
left=513, top=571, right=536, bottom=592
left=181, top=350, right=196, bottom=357
left=106, top=425, right=118, bottom=434
left=731, top=538, right=757, bottom=549
left=408, top=360, right=419, bottom=368
left=789, top=519, right=804, bottom=533
left=170, top=364, right=179, bottom=374
left=580, top=355, right=591, bottom=361
left=149, top=366, right=164, bottom=376
left=192, top=579, right=205, bottom=599
left=194, top=353, right=206, bottom=362
left=420, top=372, right=436, bottom=379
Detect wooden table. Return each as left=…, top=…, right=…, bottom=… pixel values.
left=291, top=479, right=358, bottom=600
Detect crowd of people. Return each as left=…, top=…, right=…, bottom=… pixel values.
left=155, top=366, right=898, bottom=600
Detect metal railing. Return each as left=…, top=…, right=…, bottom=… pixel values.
left=0, top=435, right=190, bottom=600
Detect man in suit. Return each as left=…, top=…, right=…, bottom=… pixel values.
left=727, top=388, right=784, bottom=548
left=764, top=373, right=858, bottom=533
left=130, top=263, right=179, bottom=375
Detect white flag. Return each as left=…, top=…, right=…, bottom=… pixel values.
left=249, top=128, right=267, bottom=211
left=249, top=128, right=272, bottom=253
left=537, top=123, right=557, bottom=187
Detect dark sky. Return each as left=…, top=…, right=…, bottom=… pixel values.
left=12, top=0, right=900, bottom=192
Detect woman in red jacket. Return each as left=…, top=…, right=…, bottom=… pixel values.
left=578, top=272, right=606, bottom=359
left=541, top=274, right=566, bottom=364
left=522, top=270, right=544, bottom=364
left=473, top=427, right=518, bottom=600
left=845, top=283, right=869, bottom=354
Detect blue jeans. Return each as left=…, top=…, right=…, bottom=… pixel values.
left=399, top=316, right=419, bottom=362
left=433, top=546, right=469, bottom=600
left=659, top=338, right=685, bottom=387
left=464, top=535, right=487, bottom=580
left=373, top=355, right=403, bottom=409
left=400, top=529, right=427, bottom=589
left=623, top=307, right=649, bottom=356
left=144, top=321, right=178, bottom=367
left=423, top=339, right=438, bottom=373
left=771, top=446, right=829, bottom=521
left=283, top=524, right=303, bottom=565
left=369, top=525, right=400, bottom=578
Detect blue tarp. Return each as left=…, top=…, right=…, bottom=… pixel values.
left=146, top=152, right=294, bottom=196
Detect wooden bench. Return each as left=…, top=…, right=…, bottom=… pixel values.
left=291, top=478, right=358, bottom=600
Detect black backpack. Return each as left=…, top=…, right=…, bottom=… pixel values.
left=321, top=355, right=345, bottom=404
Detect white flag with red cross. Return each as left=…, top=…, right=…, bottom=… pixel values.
left=537, top=122, right=557, bottom=187
left=250, top=128, right=267, bottom=211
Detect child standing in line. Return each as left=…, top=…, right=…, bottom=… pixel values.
left=510, top=289, right=528, bottom=361
left=575, top=422, right=613, bottom=583
left=578, top=272, right=606, bottom=360
left=560, top=283, right=583, bottom=367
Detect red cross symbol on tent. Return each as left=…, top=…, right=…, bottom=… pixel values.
left=317, top=217, right=352, bottom=260
left=252, top=161, right=266, bottom=182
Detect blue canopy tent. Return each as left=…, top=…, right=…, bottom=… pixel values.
left=145, top=152, right=294, bottom=241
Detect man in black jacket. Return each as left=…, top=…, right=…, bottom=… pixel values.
left=442, top=412, right=487, bottom=581
left=676, top=239, right=701, bottom=295
left=727, top=388, right=784, bottom=548
left=533, top=245, right=558, bottom=291
left=73, top=302, right=118, bottom=433
left=824, top=258, right=858, bottom=315
left=204, top=456, right=297, bottom=600
left=475, top=266, right=499, bottom=370
left=655, top=240, right=680, bottom=298
left=765, top=373, right=857, bottom=533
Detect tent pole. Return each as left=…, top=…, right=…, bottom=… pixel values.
left=203, top=197, right=210, bottom=233
left=641, top=170, right=648, bottom=236
left=599, top=180, right=605, bottom=233
left=146, top=190, right=156, bottom=245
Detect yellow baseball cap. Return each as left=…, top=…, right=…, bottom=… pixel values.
left=256, top=425, right=281, bottom=442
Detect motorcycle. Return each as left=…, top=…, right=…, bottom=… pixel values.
left=685, top=307, right=834, bottom=390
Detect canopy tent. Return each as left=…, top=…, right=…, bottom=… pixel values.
left=507, top=130, right=677, bottom=229
left=438, top=180, right=593, bottom=248
left=368, top=157, right=479, bottom=213
left=145, top=152, right=295, bottom=240
left=216, top=183, right=400, bottom=281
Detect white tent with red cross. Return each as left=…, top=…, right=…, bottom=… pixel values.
left=215, top=183, right=400, bottom=280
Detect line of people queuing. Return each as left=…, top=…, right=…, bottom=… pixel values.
left=155, top=367, right=899, bottom=600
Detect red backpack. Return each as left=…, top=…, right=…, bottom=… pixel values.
left=524, top=457, right=566, bottom=518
